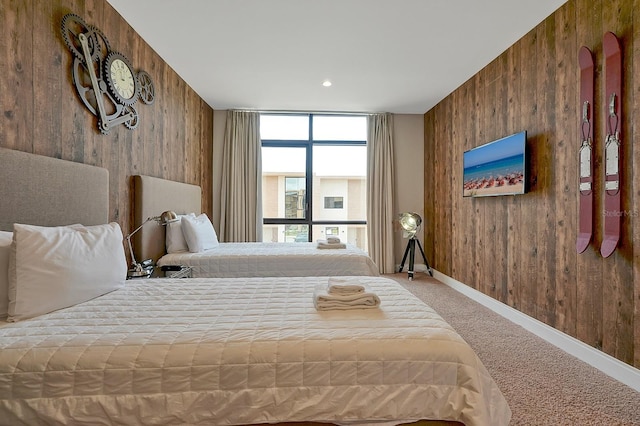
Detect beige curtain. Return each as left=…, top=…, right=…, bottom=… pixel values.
left=366, top=113, right=395, bottom=274
left=220, top=110, right=263, bottom=242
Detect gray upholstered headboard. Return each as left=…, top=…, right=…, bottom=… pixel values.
left=132, top=175, right=202, bottom=264
left=0, top=148, right=109, bottom=231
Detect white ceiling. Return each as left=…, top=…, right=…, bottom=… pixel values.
left=106, top=0, right=567, bottom=114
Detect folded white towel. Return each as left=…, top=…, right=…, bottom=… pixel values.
left=327, top=277, right=365, bottom=295
left=326, top=236, right=341, bottom=244
left=317, top=239, right=346, bottom=249
left=313, top=283, right=381, bottom=311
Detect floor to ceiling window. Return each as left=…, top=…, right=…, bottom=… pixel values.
left=261, top=114, right=368, bottom=251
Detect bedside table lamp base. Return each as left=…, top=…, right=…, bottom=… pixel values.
left=127, top=264, right=154, bottom=278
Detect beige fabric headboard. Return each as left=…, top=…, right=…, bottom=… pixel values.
left=132, top=175, right=202, bottom=264
left=0, top=148, right=109, bottom=231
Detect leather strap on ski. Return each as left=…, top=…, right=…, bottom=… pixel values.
left=576, top=46, right=594, bottom=254
left=601, top=32, right=622, bottom=258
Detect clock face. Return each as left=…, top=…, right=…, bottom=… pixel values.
left=103, top=52, right=139, bottom=106
left=110, top=58, right=135, bottom=99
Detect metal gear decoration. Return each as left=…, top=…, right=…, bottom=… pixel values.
left=71, top=56, right=100, bottom=116
left=60, top=13, right=155, bottom=134
left=123, top=105, right=140, bottom=130
left=61, top=14, right=96, bottom=62
left=137, top=71, right=155, bottom=105
left=87, top=25, right=111, bottom=62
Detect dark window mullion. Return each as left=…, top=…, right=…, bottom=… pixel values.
left=263, top=218, right=309, bottom=224
left=312, top=221, right=367, bottom=225
left=306, top=115, right=314, bottom=240
left=312, top=140, right=366, bottom=146
left=262, top=140, right=308, bottom=147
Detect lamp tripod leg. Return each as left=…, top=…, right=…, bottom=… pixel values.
left=399, top=238, right=411, bottom=273
left=415, top=238, right=433, bottom=277
left=408, top=238, right=416, bottom=280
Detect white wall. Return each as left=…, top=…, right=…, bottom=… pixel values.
left=211, top=111, right=425, bottom=267
left=392, top=114, right=425, bottom=267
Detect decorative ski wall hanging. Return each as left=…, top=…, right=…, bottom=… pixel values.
left=576, top=46, right=594, bottom=254
left=601, top=31, right=622, bottom=258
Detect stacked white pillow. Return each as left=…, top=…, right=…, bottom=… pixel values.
left=6, top=222, right=127, bottom=322
left=165, top=213, right=196, bottom=253
left=181, top=213, right=219, bottom=252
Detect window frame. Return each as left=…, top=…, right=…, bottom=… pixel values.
left=261, top=114, right=367, bottom=242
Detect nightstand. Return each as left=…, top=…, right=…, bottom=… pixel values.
left=160, top=265, right=193, bottom=278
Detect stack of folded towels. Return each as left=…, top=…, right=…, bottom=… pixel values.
left=316, top=236, right=346, bottom=249
left=313, top=277, right=381, bottom=311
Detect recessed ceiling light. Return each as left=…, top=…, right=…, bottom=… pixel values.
left=322, top=80, right=332, bottom=87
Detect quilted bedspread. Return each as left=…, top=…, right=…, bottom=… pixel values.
left=157, top=242, right=380, bottom=277
left=0, top=276, right=510, bottom=426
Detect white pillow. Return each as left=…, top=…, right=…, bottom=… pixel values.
left=8, top=222, right=127, bottom=322
left=0, top=231, right=12, bottom=319
left=181, top=213, right=219, bottom=253
left=165, top=213, right=196, bottom=254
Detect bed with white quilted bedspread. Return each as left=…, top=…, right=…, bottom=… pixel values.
left=157, top=242, right=380, bottom=278
left=0, top=276, right=510, bottom=426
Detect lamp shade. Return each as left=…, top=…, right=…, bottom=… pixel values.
left=159, top=210, right=178, bottom=224
left=399, top=212, right=422, bottom=238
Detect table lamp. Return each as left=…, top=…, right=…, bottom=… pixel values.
left=125, top=210, right=178, bottom=278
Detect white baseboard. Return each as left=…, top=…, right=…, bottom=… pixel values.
left=395, top=263, right=430, bottom=274
left=431, top=270, right=640, bottom=393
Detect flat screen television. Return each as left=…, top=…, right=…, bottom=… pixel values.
left=463, top=131, right=527, bottom=198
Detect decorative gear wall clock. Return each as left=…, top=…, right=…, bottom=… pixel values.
left=61, top=14, right=155, bottom=134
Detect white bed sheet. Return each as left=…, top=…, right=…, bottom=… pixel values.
left=157, top=242, right=380, bottom=277
left=0, top=276, right=510, bottom=426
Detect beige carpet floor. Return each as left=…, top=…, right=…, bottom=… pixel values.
left=387, top=272, right=640, bottom=426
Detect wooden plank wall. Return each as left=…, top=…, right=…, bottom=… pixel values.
left=424, top=0, right=639, bottom=368
left=0, top=0, right=213, bottom=244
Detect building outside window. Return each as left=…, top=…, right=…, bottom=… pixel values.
left=260, top=114, right=368, bottom=251
left=325, top=226, right=339, bottom=236
left=324, top=196, right=343, bottom=209
left=285, top=177, right=305, bottom=218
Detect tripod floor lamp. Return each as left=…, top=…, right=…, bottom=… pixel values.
left=398, top=212, right=433, bottom=281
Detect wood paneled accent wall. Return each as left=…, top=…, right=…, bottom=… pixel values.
left=0, top=0, right=213, bottom=240
left=424, top=0, right=639, bottom=368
